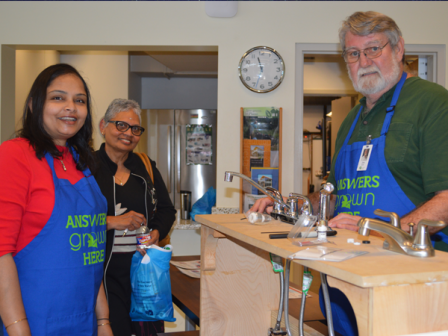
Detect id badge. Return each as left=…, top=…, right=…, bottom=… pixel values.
left=357, top=144, right=373, bottom=171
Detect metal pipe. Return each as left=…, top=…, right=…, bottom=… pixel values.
left=320, top=273, right=335, bottom=336
left=283, top=259, right=292, bottom=336
left=322, top=115, right=326, bottom=177
left=298, top=266, right=308, bottom=336
left=274, top=271, right=285, bottom=331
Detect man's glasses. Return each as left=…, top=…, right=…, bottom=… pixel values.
left=108, top=120, right=145, bottom=136
left=342, top=42, right=389, bottom=64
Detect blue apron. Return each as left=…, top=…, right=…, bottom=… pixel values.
left=6, top=151, right=107, bottom=336
left=334, top=72, right=415, bottom=220
left=334, top=71, right=448, bottom=246
left=323, top=72, right=448, bottom=336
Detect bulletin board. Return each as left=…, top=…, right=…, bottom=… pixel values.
left=240, top=107, right=282, bottom=212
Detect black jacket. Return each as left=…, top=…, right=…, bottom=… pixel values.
left=94, top=143, right=176, bottom=265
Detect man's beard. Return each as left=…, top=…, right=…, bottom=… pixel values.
left=348, top=58, right=401, bottom=96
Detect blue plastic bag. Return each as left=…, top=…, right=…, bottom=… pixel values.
left=130, top=245, right=176, bottom=322
left=190, top=186, right=216, bottom=221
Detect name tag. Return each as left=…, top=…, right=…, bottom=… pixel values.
left=357, top=145, right=373, bottom=171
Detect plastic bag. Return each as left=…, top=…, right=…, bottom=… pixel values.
left=130, top=245, right=176, bottom=322
left=190, top=186, right=216, bottom=221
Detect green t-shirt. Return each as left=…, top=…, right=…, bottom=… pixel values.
left=327, top=77, right=448, bottom=251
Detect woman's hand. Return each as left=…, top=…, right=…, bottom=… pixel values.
left=106, top=211, right=146, bottom=231
left=137, top=229, right=160, bottom=256
left=147, top=229, right=160, bottom=246
left=0, top=254, right=31, bottom=336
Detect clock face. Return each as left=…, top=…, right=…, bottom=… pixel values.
left=238, top=46, right=285, bottom=93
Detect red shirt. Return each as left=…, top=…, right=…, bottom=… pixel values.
left=0, top=138, right=85, bottom=257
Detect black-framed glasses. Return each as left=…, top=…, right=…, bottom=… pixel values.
left=342, top=42, right=389, bottom=64
left=108, top=120, right=145, bottom=136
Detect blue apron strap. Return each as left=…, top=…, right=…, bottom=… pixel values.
left=431, top=231, right=448, bottom=246
left=341, top=106, right=363, bottom=148
left=381, top=72, right=407, bottom=136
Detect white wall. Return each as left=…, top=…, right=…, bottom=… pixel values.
left=60, top=52, right=129, bottom=149
left=1, top=2, right=448, bottom=208
left=141, top=77, right=217, bottom=110
left=15, top=50, right=60, bottom=133
left=304, top=57, right=355, bottom=94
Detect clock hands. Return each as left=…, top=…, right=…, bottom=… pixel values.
left=255, top=57, right=263, bottom=89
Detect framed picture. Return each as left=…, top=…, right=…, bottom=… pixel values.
left=240, top=107, right=282, bottom=211
left=251, top=167, right=279, bottom=195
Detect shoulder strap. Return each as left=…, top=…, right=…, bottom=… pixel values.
left=135, top=152, right=154, bottom=183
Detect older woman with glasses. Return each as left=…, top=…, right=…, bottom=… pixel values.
left=94, top=98, right=176, bottom=336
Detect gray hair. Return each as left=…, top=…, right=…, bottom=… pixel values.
left=103, top=98, right=142, bottom=123
left=339, top=11, right=402, bottom=51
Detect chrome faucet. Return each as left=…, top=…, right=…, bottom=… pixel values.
left=224, top=171, right=314, bottom=224
left=288, top=193, right=313, bottom=216
left=318, top=183, right=334, bottom=224
left=357, top=209, right=446, bottom=257
left=224, top=171, right=290, bottom=210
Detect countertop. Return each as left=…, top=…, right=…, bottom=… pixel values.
left=195, top=213, right=448, bottom=288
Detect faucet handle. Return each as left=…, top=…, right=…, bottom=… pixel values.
left=289, top=193, right=312, bottom=215
left=289, top=192, right=306, bottom=200
left=266, top=187, right=283, bottom=201
left=266, top=187, right=287, bottom=210
left=320, top=182, right=334, bottom=194
left=374, top=209, right=401, bottom=229
left=413, top=219, right=446, bottom=248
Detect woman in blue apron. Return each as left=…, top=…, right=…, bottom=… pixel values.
left=0, top=64, right=111, bottom=336
left=321, top=72, right=448, bottom=335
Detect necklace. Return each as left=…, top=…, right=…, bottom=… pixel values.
left=115, top=176, right=123, bottom=186
left=58, top=159, right=67, bottom=171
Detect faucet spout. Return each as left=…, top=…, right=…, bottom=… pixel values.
left=224, top=171, right=289, bottom=210
left=224, top=171, right=233, bottom=182
left=358, top=218, right=412, bottom=252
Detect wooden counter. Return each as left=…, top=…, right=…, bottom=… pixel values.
left=196, top=213, right=448, bottom=336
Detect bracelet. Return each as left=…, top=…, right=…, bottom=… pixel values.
left=97, top=318, right=109, bottom=321
left=98, top=322, right=111, bottom=326
left=5, top=317, right=28, bottom=330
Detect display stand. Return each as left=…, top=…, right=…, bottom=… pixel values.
left=240, top=107, right=282, bottom=212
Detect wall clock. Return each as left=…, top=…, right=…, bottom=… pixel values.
left=238, top=46, right=285, bottom=93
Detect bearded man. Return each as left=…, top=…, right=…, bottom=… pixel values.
left=253, top=10, right=448, bottom=249
left=251, top=11, right=448, bottom=336
left=326, top=11, right=448, bottom=251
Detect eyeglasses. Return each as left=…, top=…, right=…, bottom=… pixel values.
left=108, top=120, right=145, bottom=136
left=342, top=42, right=389, bottom=64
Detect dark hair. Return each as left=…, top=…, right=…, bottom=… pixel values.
left=18, top=63, right=96, bottom=172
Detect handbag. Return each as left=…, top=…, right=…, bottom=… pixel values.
left=130, top=245, right=176, bottom=322
left=135, top=152, right=171, bottom=247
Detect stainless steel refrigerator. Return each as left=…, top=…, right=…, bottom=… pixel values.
left=145, top=109, right=217, bottom=210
